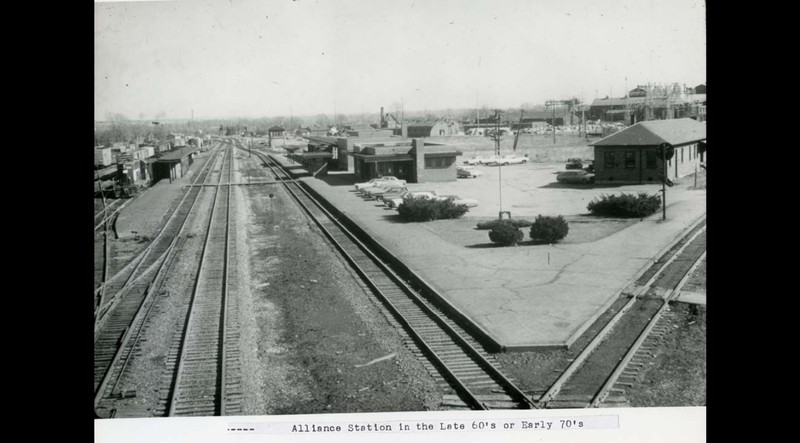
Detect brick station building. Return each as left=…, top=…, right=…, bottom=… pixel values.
left=590, top=118, right=706, bottom=184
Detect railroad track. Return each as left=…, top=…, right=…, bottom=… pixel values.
left=94, top=145, right=225, bottom=397
left=161, top=144, right=242, bottom=416
left=95, top=143, right=243, bottom=418
left=94, top=142, right=223, bottom=324
left=94, top=198, right=124, bottom=229
left=242, top=145, right=534, bottom=410
left=538, top=219, right=707, bottom=409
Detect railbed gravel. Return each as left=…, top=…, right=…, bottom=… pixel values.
left=239, top=155, right=442, bottom=415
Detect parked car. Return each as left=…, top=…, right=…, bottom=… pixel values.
left=436, top=194, right=479, bottom=208
left=354, top=176, right=406, bottom=191
left=463, top=156, right=490, bottom=165
left=565, top=158, right=583, bottom=170
left=364, top=185, right=406, bottom=199
left=486, top=155, right=528, bottom=166
left=376, top=187, right=409, bottom=203
left=556, top=170, right=595, bottom=184
left=387, top=190, right=438, bottom=209
left=457, top=166, right=484, bottom=178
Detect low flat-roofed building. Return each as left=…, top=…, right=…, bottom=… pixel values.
left=349, top=138, right=462, bottom=183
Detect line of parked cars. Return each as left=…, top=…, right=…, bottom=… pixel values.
left=352, top=176, right=479, bottom=210
left=463, top=154, right=528, bottom=166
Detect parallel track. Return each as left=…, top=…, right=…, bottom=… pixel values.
left=94, top=145, right=225, bottom=396
left=94, top=143, right=222, bottom=325
left=539, top=219, right=707, bottom=408
left=243, top=145, right=534, bottom=410
left=163, top=145, right=241, bottom=416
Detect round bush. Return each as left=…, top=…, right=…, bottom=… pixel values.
left=476, top=218, right=534, bottom=230
left=488, top=221, right=524, bottom=246
left=398, top=197, right=469, bottom=222
left=587, top=192, right=661, bottom=218
left=529, top=215, right=569, bottom=243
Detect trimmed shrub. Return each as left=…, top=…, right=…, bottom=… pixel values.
left=587, top=192, right=661, bottom=218
left=397, top=197, right=469, bottom=222
left=488, top=221, right=524, bottom=246
left=476, top=218, right=534, bottom=230
left=529, top=215, right=569, bottom=243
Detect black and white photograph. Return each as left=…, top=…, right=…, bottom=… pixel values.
left=93, top=0, right=706, bottom=440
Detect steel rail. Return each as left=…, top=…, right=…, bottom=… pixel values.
left=93, top=142, right=222, bottom=302
left=589, top=250, right=707, bottom=407
left=166, top=146, right=233, bottom=416
left=537, top=219, right=707, bottom=407
left=247, top=147, right=534, bottom=410
left=94, top=145, right=223, bottom=328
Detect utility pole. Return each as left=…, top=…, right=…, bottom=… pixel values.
left=512, top=109, right=524, bottom=153
left=494, top=109, right=504, bottom=218
left=583, top=104, right=588, bottom=140
left=545, top=100, right=560, bottom=144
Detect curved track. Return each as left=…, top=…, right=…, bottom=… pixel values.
left=94, top=142, right=222, bottom=324
left=243, top=144, right=534, bottom=410
left=94, top=144, right=225, bottom=398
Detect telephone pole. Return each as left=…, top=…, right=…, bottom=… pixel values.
left=545, top=100, right=560, bottom=144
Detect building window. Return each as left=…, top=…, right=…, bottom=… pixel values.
left=604, top=152, right=616, bottom=169
left=646, top=151, right=657, bottom=169
left=681, top=147, right=684, bottom=163
left=624, top=152, right=636, bottom=169
left=424, top=157, right=452, bottom=169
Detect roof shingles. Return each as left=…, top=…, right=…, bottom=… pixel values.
left=591, top=118, right=706, bottom=147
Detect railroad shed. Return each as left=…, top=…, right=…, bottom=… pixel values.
left=590, top=118, right=706, bottom=184
left=152, top=145, right=199, bottom=184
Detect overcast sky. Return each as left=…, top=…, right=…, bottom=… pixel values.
left=95, top=0, right=706, bottom=121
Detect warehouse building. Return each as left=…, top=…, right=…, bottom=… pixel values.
left=590, top=118, right=706, bottom=184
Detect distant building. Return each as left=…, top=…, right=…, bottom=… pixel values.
left=590, top=118, right=706, bottom=184
left=268, top=126, right=285, bottom=138
left=95, top=147, right=113, bottom=167
left=295, top=127, right=311, bottom=137
left=406, top=121, right=462, bottom=138
left=345, top=128, right=395, bottom=138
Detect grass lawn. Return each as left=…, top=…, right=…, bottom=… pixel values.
left=421, top=215, right=638, bottom=248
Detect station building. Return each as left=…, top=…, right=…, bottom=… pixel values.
left=294, top=136, right=461, bottom=183
left=350, top=138, right=462, bottom=183
left=590, top=118, right=706, bottom=184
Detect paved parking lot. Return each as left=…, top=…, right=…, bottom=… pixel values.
left=397, top=159, right=671, bottom=218
left=282, top=154, right=706, bottom=350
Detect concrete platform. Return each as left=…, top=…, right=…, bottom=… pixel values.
left=675, top=291, right=707, bottom=306
left=115, top=150, right=217, bottom=239
left=269, top=153, right=707, bottom=350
